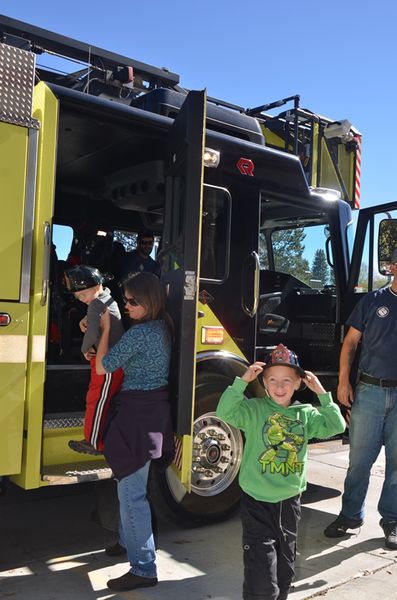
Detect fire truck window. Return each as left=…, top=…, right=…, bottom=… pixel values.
left=113, top=231, right=138, bottom=252
left=52, top=224, right=74, bottom=261
left=268, top=224, right=335, bottom=290
left=359, top=209, right=397, bottom=291
left=375, top=211, right=397, bottom=287
left=200, top=187, right=231, bottom=282
left=346, top=216, right=356, bottom=262
left=113, top=230, right=159, bottom=257
left=356, top=232, right=370, bottom=292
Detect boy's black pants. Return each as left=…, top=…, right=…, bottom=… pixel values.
left=241, top=491, right=301, bottom=600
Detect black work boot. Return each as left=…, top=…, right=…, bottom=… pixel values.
left=380, top=519, right=397, bottom=550
left=324, top=513, right=364, bottom=538
left=107, top=572, right=158, bottom=591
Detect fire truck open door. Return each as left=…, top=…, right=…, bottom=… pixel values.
left=0, top=44, right=39, bottom=477
left=0, top=124, right=38, bottom=476
left=161, top=89, right=206, bottom=491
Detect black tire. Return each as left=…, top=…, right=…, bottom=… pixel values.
left=149, top=373, right=244, bottom=527
left=93, top=479, right=119, bottom=532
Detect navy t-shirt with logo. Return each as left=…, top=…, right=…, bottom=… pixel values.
left=347, top=287, right=397, bottom=379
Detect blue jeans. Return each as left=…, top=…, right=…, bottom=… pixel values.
left=117, top=461, right=157, bottom=578
left=342, top=381, right=397, bottom=522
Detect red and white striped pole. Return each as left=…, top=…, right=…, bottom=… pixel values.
left=354, top=135, right=362, bottom=209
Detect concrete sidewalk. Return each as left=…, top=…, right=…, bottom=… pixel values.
left=0, top=440, right=396, bottom=599
left=292, top=441, right=397, bottom=599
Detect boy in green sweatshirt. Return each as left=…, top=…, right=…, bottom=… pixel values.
left=216, top=343, right=345, bottom=600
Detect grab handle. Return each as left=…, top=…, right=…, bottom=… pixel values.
left=40, top=222, right=51, bottom=306
left=241, top=251, right=260, bottom=318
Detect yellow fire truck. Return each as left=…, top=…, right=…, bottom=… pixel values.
left=1, top=15, right=396, bottom=524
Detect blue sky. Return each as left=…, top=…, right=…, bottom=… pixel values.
left=1, top=0, right=395, bottom=213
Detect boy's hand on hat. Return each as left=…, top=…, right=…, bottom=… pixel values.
left=302, top=370, right=326, bottom=395
left=242, top=362, right=266, bottom=383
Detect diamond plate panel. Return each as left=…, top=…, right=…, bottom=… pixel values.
left=0, top=43, right=39, bottom=128
left=44, top=416, right=85, bottom=429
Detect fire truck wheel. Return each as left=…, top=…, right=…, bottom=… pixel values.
left=149, top=373, right=244, bottom=526
left=92, top=479, right=119, bottom=532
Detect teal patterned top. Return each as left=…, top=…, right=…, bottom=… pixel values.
left=103, top=320, right=171, bottom=391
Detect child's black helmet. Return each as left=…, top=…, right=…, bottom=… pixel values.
left=263, top=343, right=305, bottom=377
left=64, top=265, right=103, bottom=292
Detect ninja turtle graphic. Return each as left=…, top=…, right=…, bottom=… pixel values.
left=259, top=413, right=305, bottom=475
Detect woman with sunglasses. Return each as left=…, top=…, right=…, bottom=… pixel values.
left=95, top=271, right=174, bottom=592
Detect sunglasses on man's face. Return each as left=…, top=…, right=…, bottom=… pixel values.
left=123, top=296, right=141, bottom=307
left=139, top=239, right=153, bottom=246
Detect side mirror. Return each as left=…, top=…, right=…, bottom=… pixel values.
left=378, top=219, right=397, bottom=275
left=259, top=313, right=290, bottom=334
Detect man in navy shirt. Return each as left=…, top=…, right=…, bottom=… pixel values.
left=120, top=230, right=160, bottom=280
left=324, top=249, right=397, bottom=549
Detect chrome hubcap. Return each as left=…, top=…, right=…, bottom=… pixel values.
left=191, top=411, right=243, bottom=497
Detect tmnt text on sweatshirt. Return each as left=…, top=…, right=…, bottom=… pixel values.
left=216, top=377, right=346, bottom=503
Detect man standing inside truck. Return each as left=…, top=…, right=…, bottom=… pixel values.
left=119, top=229, right=160, bottom=280
left=324, top=249, right=397, bottom=550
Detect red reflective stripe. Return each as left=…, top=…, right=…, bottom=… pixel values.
left=354, top=135, right=362, bottom=209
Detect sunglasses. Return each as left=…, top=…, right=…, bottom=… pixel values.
left=123, top=296, right=141, bottom=307
left=139, top=239, right=153, bottom=246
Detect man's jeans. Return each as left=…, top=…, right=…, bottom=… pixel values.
left=342, top=381, right=397, bottom=522
left=117, top=461, right=157, bottom=578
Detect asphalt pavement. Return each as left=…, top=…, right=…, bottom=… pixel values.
left=1, top=440, right=396, bottom=599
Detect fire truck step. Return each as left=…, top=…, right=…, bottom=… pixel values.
left=42, top=461, right=113, bottom=485
left=43, top=412, right=85, bottom=429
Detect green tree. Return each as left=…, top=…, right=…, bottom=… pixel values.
left=378, top=220, right=397, bottom=262
left=260, top=228, right=310, bottom=284
left=259, top=232, right=270, bottom=268
left=311, top=249, right=329, bottom=286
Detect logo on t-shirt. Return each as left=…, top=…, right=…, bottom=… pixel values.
left=258, top=412, right=305, bottom=476
left=376, top=306, right=389, bottom=318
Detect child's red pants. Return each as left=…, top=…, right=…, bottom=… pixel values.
left=84, top=358, right=123, bottom=451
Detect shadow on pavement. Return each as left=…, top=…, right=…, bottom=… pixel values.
left=0, top=480, right=115, bottom=570
left=0, top=479, right=389, bottom=600
left=302, top=482, right=341, bottom=504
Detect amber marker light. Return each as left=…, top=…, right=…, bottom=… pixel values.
left=201, top=326, right=224, bottom=345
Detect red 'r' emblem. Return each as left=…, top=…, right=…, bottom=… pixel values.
left=236, top=157, right=254, bottom=176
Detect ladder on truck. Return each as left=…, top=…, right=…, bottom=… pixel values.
left=247, top=95, right=362, bottom=209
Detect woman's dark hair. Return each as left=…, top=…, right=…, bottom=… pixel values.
left=123, top=272, right=173, bottom=336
